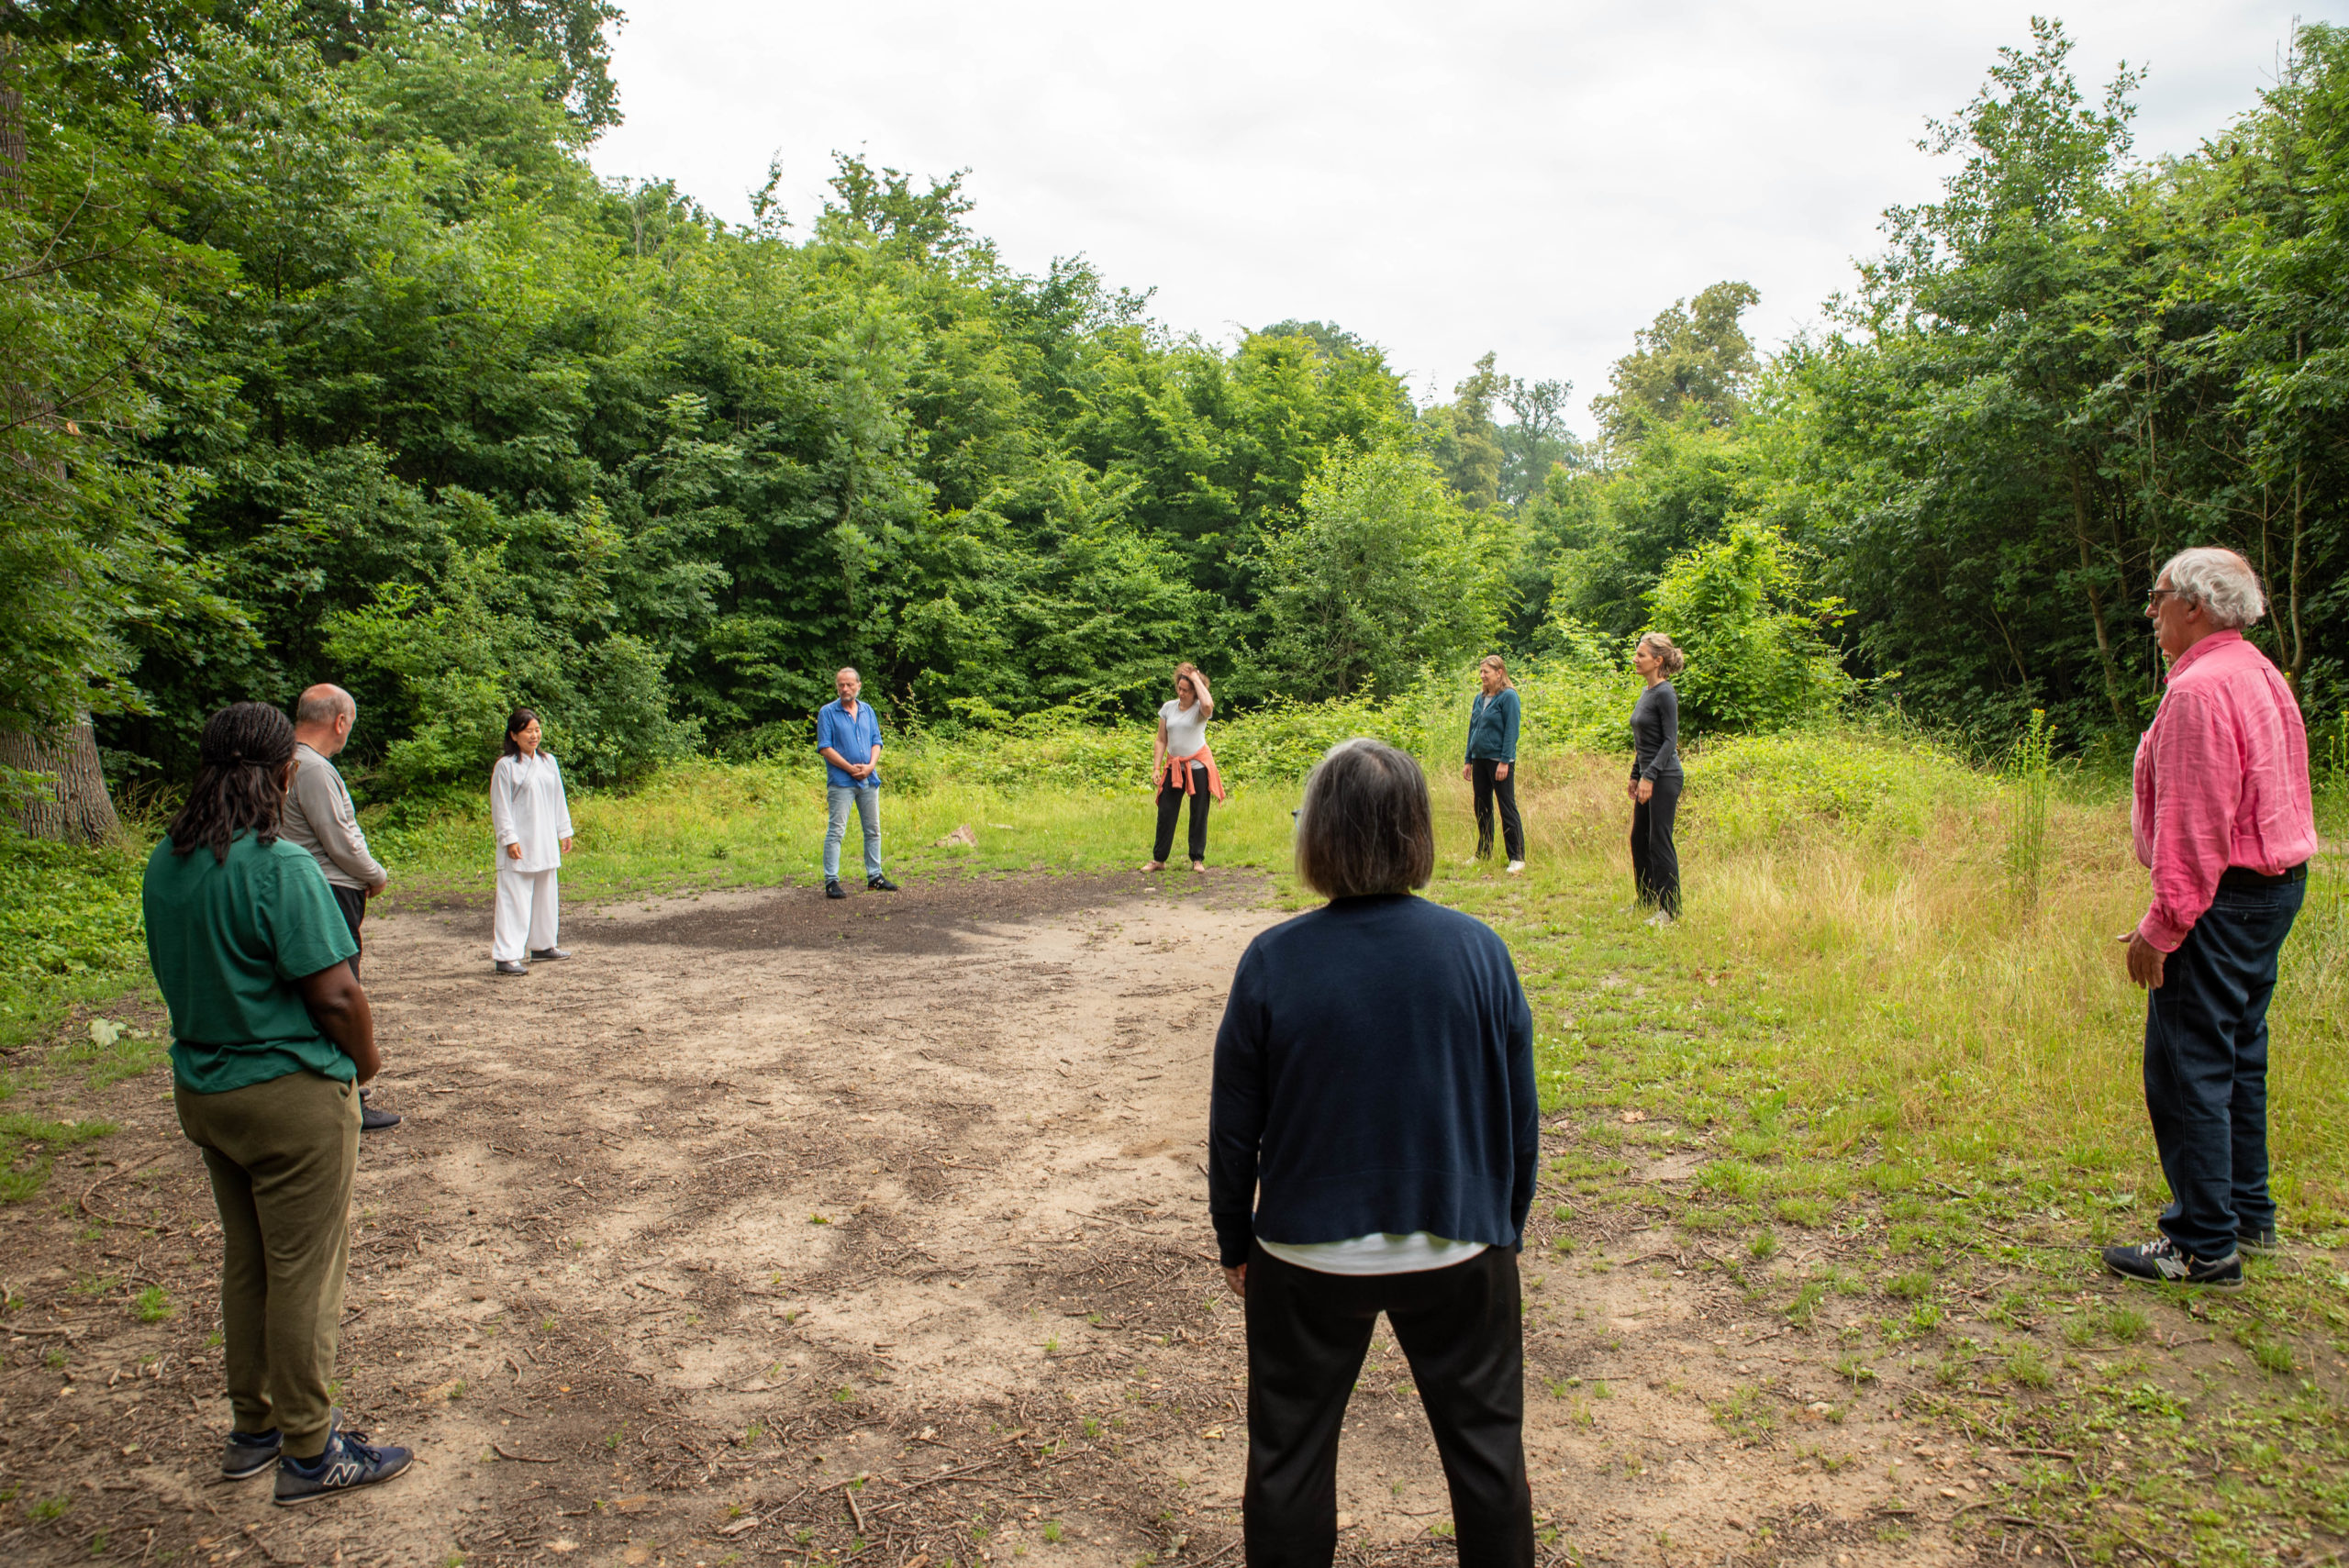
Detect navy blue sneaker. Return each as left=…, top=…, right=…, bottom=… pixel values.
left=2238, top=1226, right=2279, bottom=1256
left=2101, top=1235, right=2243, bottom=1291
left=221, top=1427, right=282, bottom=1481
left=272, top=1415, right=413, bottom=1506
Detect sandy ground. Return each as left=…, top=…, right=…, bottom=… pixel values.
left=0, top=873, right=2009, bottom=1567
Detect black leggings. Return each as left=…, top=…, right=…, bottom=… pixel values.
left=1154, top=763, right=1210, bottom=864
left=1471, top=759, right=1523, bottom=862
left=1631, top=770, right=1682, bottom=915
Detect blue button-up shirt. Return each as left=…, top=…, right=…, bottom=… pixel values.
left=816, top=699, right=883, bottom=788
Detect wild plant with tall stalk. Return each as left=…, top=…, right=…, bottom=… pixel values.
left=2004, top=709, right=2054, bottom=904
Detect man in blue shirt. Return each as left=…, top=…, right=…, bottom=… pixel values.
left=816, top=667, right=900, bottom=899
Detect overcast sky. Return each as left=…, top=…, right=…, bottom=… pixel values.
left=590, top=2, right=2335, bottom=436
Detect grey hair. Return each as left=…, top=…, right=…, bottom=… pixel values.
left=2158, top=548, right=2265, bottom=629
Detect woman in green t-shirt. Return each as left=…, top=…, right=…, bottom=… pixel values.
left=144, top=703, right=415, bottom=1503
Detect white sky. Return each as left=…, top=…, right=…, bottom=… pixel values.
left=590, top=1, right=2336, bottom=437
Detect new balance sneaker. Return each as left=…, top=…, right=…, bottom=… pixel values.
left=529, top=946, right=571, bottom=961
left=867, top=874, right=900, bottom=893
left=825, top=879, right=847, bottom=900
left=493, top=960, right=529, bottom=976
left=221, top=1427, right=282, bottom=1481
left=2100, top=1234, right=2243, bottom=1290
left=2237, top=1226, right=2279, bottom=1256
left=359, top=1103, right=402, bottom=1132
left=273, top=1417, right=413, bottom=1506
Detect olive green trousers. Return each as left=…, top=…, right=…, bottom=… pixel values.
left=174, top=1070, right=360, bottom=1459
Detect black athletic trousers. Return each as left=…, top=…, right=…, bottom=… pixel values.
left=1242, top=1244, right=1534, bottom=1568
left=1630, top=770, right=1682, bottom=916
left=1153, top=762, right=1210, bottom=864
left=1469, top=759, right=1523, bottom=862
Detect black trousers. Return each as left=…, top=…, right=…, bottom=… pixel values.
left=1469, top=759, right=1523, bottom=862
left=1630, top=771, right=1681, bottom=916
left=1154, top=763, right=1210, bottom=864
left=1243, top=1244, right=1533, bottom=1568
left=330, top=884, right=367, bottom=982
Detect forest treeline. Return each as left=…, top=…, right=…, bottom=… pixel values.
left=1, top=4, right=2343, bottom=811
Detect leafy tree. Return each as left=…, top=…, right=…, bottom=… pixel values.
left=1254, top=445, right=1506, bottom=700
left=1644, top=520, right=1844, bottom=734
left=1591, top=281, right=1761, bottom=451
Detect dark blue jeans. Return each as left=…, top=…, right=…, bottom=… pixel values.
left=2143, top=872, right=2306, bottom=1260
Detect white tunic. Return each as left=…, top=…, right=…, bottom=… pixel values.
left=490, top=752, right=573, bottom=873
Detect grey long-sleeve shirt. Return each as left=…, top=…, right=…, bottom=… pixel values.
left=283, top=743, right=388, bottom=892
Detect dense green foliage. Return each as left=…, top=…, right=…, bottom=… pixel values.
left=1, top=6, right=2343, bottom=804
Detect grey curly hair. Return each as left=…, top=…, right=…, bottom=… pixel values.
left=2157, top=548, right=2265, bottom=629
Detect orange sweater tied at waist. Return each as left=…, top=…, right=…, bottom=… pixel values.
left=1160, top=745, right=1226, bottom=803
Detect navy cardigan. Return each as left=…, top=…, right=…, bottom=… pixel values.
left=1208, top=894, right=1538, bottom=1270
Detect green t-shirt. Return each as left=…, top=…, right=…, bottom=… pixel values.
left=143, top=830, right=362, bottom=1095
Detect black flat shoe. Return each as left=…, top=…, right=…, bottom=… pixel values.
left=361, top=1104, right=402, bottom=1132
left=529, top=947, right=571, bottom=961
left=867, top=874, right=900, bottom=892
left=825, top=879, right=847, bottom=899
left=494, top=960, right=529, bottom=976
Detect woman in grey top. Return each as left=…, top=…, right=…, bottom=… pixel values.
left=1628, top=634, right=1684, bottom=924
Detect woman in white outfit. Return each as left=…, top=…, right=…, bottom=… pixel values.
left=489, top=708, right=573, bottom=976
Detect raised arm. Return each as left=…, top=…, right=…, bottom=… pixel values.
left=1191, top=669, right=1213, bottom=718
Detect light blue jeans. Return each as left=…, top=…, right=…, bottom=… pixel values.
left=825, top=784, right=884, bottom=882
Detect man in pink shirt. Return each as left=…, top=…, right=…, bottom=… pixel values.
left=2108, top=548, right=2318, bottom=1291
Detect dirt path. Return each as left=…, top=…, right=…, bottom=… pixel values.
left=3, top=873, right=1989, bottom=1567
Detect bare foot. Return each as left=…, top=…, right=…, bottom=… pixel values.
left=1141, top=861, right=1165, bottom=873
left=1191, top=861, right=1206, bottom=873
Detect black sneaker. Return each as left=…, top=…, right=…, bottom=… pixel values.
left=529, top=946, right=571, bottom=961
left=867, top=874, right=900, bottom=892
left=359, top=1103, right=402, bottom=1132
left=2238, top=1226, right=2279, bottom=1255
left=494, top=960, right=529, bottom=976
left=2101, top=1234, right=2243, bottom=1290
left=273, top=1417, right=413, bottom=1506
left=825, top=879, right=847, bottom=900
left=221, top=1427, right=282, bottom=1481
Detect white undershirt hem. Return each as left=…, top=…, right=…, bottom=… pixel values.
left=1256, top=1233, right=1490, bottom=1276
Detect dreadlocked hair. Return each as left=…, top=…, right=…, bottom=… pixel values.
left=167, top=703, right=298, bottom=863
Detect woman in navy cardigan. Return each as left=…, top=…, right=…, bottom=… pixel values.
left=1209, top=739, right=1537, bottom=1568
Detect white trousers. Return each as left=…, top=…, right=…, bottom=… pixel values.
left=493, top=867, right=560, bottom=962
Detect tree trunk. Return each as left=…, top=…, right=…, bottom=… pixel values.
left=0, top=717, right=123, bottom=841
left=0, top=41, right=126, bottom=842
left=2067, top=464, right=2129, bottom=723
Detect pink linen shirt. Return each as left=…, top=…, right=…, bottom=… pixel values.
left=2132, top=629, right=2318, bottom=951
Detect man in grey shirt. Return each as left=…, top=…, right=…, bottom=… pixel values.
left=284, top=684, right=399, bottom=1131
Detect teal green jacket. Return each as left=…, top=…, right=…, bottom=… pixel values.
left=1465, top=688, right=1520, bottom=762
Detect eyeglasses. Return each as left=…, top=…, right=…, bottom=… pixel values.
left=2146, top=588, right=2184, bottom=609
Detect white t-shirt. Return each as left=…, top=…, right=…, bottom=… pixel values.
left=1256, top=1233, right=1490, bottom=1276
left=1160, top=698, right=1208, bottom=760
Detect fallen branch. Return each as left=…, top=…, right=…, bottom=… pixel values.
left=492, top=1444, right=558, bottom=1464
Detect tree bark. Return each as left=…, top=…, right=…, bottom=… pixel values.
left=0, top=38, right=127, bottom=841
left=2067, top=463, right=2129, bottom=723
left=0, top=718, right=123, bottom=841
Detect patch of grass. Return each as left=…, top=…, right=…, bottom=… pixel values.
left=2004, top=1344, right=2054, bottom=1389
left=2105, top=1306, right=2149, bottom=1343
left=1773, top=1195, right=1831, bottom=1228
left=131, top=1285, right=172, bottom=1323
left=1885, top=1271, right=1932, bottom=1301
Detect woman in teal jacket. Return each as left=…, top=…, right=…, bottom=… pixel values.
left=1461, top=655, right=1524, bottom=871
